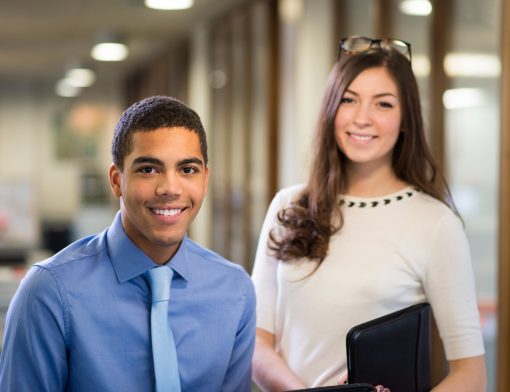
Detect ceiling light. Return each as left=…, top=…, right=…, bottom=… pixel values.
left=411, top=54, right=431, bottom=77
left=279, top=0, right=304, bottom=23
left=55, top=79, right=81, bottom=98
left=442, top=88, right=485, bottom=110
left=145, top=0, right=193, bottom=10
left=444, top=53, right=500, bottom=77
left=399, top=0, right=432, bottom=16
left=91, top=42, right=128, bottom=61
left=66, top=68, right=96, bottom=87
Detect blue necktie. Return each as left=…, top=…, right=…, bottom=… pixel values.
left=146, top=266, right=181, bottom=392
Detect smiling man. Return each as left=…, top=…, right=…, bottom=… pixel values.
left=0, top=96, right=256, bottom=392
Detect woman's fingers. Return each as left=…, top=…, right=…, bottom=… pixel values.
left=336, top=372, right=348, bottom=385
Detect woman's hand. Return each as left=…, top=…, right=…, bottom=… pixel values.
left=336, top=372, right=348, bottom=385
left=337, top=372, right=389, bottom=391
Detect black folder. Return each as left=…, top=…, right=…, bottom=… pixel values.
left=289, top=383, right=376, bottom=392
left=346, top=303, right=431, bottom=392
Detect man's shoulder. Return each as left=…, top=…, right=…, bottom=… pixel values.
left=185, top=239, right=254, bottom=293
left=186, top=239, right=247, bottom=275
left=36, top=229, right=108, bottom=272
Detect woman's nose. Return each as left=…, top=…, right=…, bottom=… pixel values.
left=353, top=104, right=372, bottom=127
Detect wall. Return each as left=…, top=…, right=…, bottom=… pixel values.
left=0, top=80, right=121, bottom=253
left=278, top=0, right=335, bottom=188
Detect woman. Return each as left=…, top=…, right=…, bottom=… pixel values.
left=251, top=37, right=486, bottom=391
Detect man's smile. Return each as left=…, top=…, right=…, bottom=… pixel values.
left=152, top=208, right=185, bottom=217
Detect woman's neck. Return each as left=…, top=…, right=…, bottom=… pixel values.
left=345, top=163, right=408, bottom=197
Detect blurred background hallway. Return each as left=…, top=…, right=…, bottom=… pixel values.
left=0, top=0, right=508, bottom=390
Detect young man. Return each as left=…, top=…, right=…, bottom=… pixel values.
left=0, top=96, right=256, bottom=391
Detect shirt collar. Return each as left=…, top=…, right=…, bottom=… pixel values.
left=106, top=211, right=191, bottom=283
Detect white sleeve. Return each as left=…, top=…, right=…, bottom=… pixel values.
left=422, top=211, right=485, bottom=360
left=251, top=186, right=302, bottom=334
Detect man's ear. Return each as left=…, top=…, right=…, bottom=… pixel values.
left=108, top=163, right=122, bottom=198
left=204, top=165, right=209, bottom=196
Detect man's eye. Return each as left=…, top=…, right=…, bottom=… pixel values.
left=140, top=167, right=157, bottom=174
left=182, top=166, right=197, bottom=175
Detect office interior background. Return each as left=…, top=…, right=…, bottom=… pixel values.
left=0, top=0, right=508, bottom=390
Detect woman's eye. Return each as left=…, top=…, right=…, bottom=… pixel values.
left=340, top=97, right=354, bottom=104
left=378, top=101, right=394, bottom=109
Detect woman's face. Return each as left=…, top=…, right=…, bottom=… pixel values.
left=334, top=66, right=402, bottom=173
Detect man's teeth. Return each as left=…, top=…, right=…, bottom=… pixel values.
left=351, top=134, right=374, bottom=141
left=154, top=208, right=182, bottom=216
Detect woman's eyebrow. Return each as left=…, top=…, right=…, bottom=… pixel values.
left=345, top=88, right=397, bottom=99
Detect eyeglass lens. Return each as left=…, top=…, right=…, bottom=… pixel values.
left=340, top=36, right=410, bottom=60
left=379, top=40, right=409, bottom=56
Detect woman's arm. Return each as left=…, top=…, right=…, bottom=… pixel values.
left=422, top=212, right=487, bottom=391
left=252, top=328, right=307, bottom=392
left=431, top=356, right=486, bottom=392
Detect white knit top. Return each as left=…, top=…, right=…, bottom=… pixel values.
left=251, top=184, right=485, bottom=387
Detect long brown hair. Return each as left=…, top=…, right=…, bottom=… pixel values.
left=269, top=49, right=454, bottom=264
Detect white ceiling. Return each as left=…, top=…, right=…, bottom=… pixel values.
left=0, top=0, right=248, bottom=90
left=0, top=0, right=500, bottom=95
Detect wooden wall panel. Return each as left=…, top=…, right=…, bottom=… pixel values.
left=428, top=0, right=453, bottom=385
left=267, top=0, right=279, bottom=202
left=123, top=40, right=189, bottom=106
left=208, top=0, right=279, bottom=269
left=497, top=0, right=510, bottom=390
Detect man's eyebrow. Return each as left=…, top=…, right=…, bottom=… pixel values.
left=131, top=156, right=205, bottom=167
left=131, top=156, right=163, bottom=166
left=178, top=157, right=204, bottom=167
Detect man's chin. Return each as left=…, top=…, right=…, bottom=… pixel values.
left=152, top=235, right=185, bottom=249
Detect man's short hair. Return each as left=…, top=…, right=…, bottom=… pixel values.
left=112, top=96, right=208, bottom=171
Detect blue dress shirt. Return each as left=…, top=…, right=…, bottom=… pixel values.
left=0, top=212, right=256, bottom=392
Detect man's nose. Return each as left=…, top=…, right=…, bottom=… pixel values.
left=155, top=172, right=182, bottom=197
